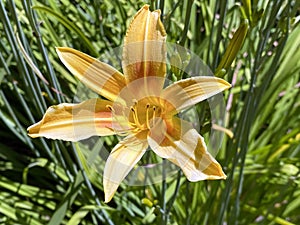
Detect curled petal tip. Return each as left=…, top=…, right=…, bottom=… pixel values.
left=215, top=77, right=231, bottom=90
left=104, top=194, right=114, bottom=203
left=215, top=170, right=227, bottom=180
left=27, top=122, right=41, bottom=138
left=142, top=4, right=150, bottom=9
left=55, top=46, right=64, bottom=53
left=200, top=160, right=227, bottom=181
left=224, top=80, right=232, bottom=89
left=103, top=178, right=119, bottom=203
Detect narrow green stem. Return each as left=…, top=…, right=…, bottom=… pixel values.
left=161, top=159, right=167, bottom=225
left=166, top=170, right=182, bottom=215
left=185, top=182, right=191, bottom=225
left=71, top=144, right=114, bottom=225
left=0, top=90, right=38, bottom=156
left=179, top=0, right=194, bottom=46
left=159, top=0, right=165, bottom=22
left=212, top=0, right=227, bottom=70
left=23, top=0, right=63, bottom=103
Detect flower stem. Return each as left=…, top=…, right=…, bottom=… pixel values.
left=166, top=170, right=182, bottom=216
left=179, top=0, right=194, bottom=46
left=161, top=159, right=168, bottom=225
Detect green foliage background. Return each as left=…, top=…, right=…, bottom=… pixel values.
left=0, top=0, right=299, bottom=224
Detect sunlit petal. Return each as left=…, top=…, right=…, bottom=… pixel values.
left=56, top=47, right=126, bottom=101
left=122, top=5, right=167, bottom=89
left=27, top=99, right=116, bottom=141
left=161, top=76, right=231, bottom=114
left=114, top=77, right=164, bottom=110
left=148, top=117, right=226, bottom=181
left=103, top=132, right=148, bottom=202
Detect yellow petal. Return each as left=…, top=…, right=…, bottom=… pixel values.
left=122, top=5, right=167, bottom=88
left=161, top=76, right=231, bottom=115
left=27, top=99, right=116, bottom=141
left=103, top=132, right=148, bottom=203
left=56, top=47, right=126, bottom=101
left=148, top=117, right=226, bottom=181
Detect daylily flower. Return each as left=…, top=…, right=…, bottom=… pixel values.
left=27, top=5, right=231, bottom=203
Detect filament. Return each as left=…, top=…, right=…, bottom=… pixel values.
left=106, top=126, right=137, bottom=136
left=152, top=106, right=156, bottom=127
left=106, top=104, right=135, bottom=135
left=146, top=104, right=150, bottom=129
left=131, top=104, right=142, bottom=128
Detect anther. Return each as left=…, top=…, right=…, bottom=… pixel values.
left=106, top=105, right=114, bottom=112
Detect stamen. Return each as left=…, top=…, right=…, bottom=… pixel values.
left=105, top=126, right=136, bottom=136
left=152, top=106, right=156, bottom=127
left=146, top=104, right=150, bottom=129
left=106, top=104, right=136, bottom=134
left=106, top=105, right=114, bottom=112
left=131, top=105, right=142, bottom=128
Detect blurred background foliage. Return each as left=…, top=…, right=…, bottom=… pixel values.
left=0, top=0, right=300, bottom=224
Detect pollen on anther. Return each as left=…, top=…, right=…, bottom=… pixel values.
left=132, top=99, right=138, bottom=105
left=106, top=105, right=113, bottom=111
